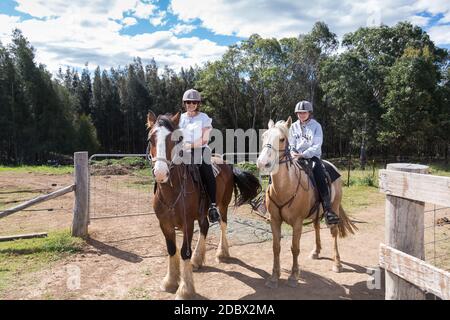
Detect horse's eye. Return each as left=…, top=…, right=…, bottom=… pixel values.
left=280, top=138, right=285, bottom=143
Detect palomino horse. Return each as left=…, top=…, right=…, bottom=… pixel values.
left=146, top=111, right=261, bottom=299
left=256, top=117, right=357, bottom=288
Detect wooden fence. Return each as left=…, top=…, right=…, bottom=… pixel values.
left=2, top=156, right=450, bottom=298
left=0, top=152, right=90, bottom=239
left=379, top=163, right=450, bottom=300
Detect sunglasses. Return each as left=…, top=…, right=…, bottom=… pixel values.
left=185, top=101, right=199, bottom=105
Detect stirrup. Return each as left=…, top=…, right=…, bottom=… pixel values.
left=208, top=205, right=221, bottom=224
left=249, top=195, right=267, bottom=215
left=324, top=210, right=340, bottom=226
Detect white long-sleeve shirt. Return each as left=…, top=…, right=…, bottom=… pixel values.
left=289, top=118, right=323, bottom=159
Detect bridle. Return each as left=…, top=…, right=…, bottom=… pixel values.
left=262, top=140, right=293, bottom=165
left=146, top=127, right=184, bottom=169
left=263, top=143, right=285, bottom=153
left=262, top=129, right=309, bottom=213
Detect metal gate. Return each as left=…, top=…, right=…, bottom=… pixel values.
left=87, top=152, right=265, bottom=221
left=88, top=154, right=154, bottom=220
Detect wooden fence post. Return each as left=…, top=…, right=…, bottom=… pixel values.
left=72, top=152, right=89, bottom=238
left=384, top=163, right=428, bottom=300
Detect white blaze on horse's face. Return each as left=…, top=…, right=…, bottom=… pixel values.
left=257, top=120, right=282, bottom=174
left=154, top=126, right=171, bottom=183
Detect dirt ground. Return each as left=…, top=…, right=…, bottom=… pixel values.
left=0, top=171, right=388, bottom=300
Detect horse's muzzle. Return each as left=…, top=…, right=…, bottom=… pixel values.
left=154, top=168, right=169, bottom=183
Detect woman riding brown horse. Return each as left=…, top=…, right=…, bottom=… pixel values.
left=146, top=111, right=261, bottom=300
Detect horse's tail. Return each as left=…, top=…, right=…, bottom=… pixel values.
left=232, top=166, right=262, bottom=206
left=337, top=204, right=358, bottom=238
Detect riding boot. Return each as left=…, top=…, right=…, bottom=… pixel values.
left=321, top=193, right=340, bottom=226
left=198, top=152, right=221, bottom=224
left=311, top=157, right=339, bottom=226
left=207, top=203, right=221, bottom=224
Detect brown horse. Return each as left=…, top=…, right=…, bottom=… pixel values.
left=146, top=111, right=261, bottom=299
left=256, top=118, right=357, bottom=288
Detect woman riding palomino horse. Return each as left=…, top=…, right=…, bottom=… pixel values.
left=147, top=90, right=261, bottom=300
left=257, top=103, right=357, bottom=288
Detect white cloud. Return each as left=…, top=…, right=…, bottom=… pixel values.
left=413, top=0, right=450, bottom=24
left=149, top=10, right=167, bottom=26
left=14, top=0, right=142, bottom=20
left=170, top=0, right=450, bottom=45
left=132, top=1, right=157, bottom=19
left=427, top=25, right=450, bottom=45
left=0, top=14, right=21, bottom=44
left=170, top=23, right=197, bottom=35
left=2, top=0, right=450, bottom=76
left=408, top=15, right=430, bottom=27
left=0, top=1, right=227, bottom=74
left=122, top=17, right=138, bottom=27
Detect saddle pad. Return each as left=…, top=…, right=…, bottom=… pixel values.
left=322, top=160, right=341, bottom=183
left=212, top=162, right=220, bottom=177
left=297, top=158, right=341, bottom=187
left=211, top=155, right=223, bottom=178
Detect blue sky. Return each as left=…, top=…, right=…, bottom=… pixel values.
left=0, top=0, right=449, bottom=74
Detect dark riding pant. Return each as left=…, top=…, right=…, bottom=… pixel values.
left=191, top=147, right=216, bottom=204
left=310, top=156, right=332, bottom=211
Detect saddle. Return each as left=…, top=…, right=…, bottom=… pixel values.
left=187, top=157, right=223, bottom=218
left=297, top=158, right=341, bottom=190
left=153, top=156, right=222, bottom=194
left=187, top=156, right=222, bottom=184
left=297, top=158, right=341, bottom=220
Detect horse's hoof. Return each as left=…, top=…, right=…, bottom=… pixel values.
left=215, top=253, right=230, bottom=263
left=287, top=278, right=298, bottom=288
left=265, top=279, right=278, bottom=289
left=332, top=265, right=343, bottom=273
left=175, top=288, right=195, bottom=300
left=191, top=258, right=203, bottom=270
left=160, top=282, right=179, bottom=293
left=191, top=263, right=201, bottom=271
left=309, top=252, right=320, bottom=260
left=175, top=294, right=188, bottom=300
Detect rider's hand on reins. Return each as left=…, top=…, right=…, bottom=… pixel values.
left=182, top=142, right=193, bottom=150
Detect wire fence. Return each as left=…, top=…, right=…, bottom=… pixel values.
left=88, top=153, right=267, bottom=221
left=89, top=154, right=154, bottom=220
left=87, top=154, right=450, bottom=271
left=424, top=204, right=450, bottom=272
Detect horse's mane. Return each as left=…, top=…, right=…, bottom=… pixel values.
left=274, top=120, right=290, bottom=139
left=156, top=114, right=177, bottom=132
left=147, top=113, right=177, bottom=141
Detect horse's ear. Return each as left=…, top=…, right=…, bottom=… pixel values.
left=171, top=112, right=181, bottom=126
left=268, top=119, right=274, bottom=129
left=285, top=116, right=292, bottom=129
left=147, top=111, right=156, bottom=129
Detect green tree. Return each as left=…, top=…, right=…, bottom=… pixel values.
left=78, top=64, right=92, bottom=115
left=76, top=114, right=100, bottom=155
left=380, top=47, right=440, bottom=156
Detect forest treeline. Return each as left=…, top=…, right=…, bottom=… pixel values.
left=1, top=22, right=449, bottom=164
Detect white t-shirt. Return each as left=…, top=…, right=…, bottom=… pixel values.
left=179, top=112, right=213, bottom=148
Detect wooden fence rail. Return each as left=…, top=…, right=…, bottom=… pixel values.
left=0, top=151, right=90, bottom=240
left=380, top=244, right=450, bottom=300
left=0, top=184, right=75, bottom=219
left=379, top=163, right=450, bottom=300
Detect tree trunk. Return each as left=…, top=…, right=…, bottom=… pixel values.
left=445, top=143, right=449, bottom=165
